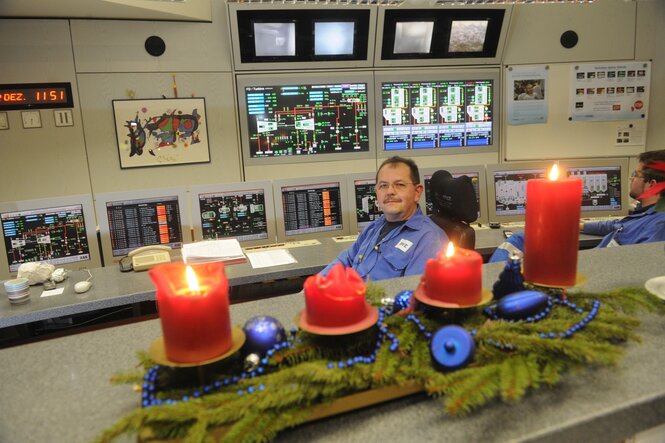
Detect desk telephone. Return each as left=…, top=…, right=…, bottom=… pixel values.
left=127, top=245, right=172, bottom=271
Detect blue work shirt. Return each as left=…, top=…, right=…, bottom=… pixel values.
left=320, top=207, right=447, bottom=281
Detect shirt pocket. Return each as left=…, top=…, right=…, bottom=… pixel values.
left=380, top=244, right=411, bottom=275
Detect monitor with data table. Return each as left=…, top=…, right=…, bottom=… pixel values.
left=486, top=162, right=550, bottom=224
left=346, top=173, right=383, bottom=234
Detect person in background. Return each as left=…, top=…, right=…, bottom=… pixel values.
left=488, top=149, right=665, bottom=262
left=320, top=156, right=447, bottom=280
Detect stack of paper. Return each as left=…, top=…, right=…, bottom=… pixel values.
left=181, top=239, right=246, bottom=265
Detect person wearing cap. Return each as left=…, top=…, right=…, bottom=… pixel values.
left=488, top=149, right=665, bottom=263
left=320, top=156, right=447, bottom=281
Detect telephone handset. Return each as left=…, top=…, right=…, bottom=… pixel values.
left=128, top=245, right=172, bottom=272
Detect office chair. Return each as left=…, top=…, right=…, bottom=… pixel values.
left=428, top=170, right=480, bottom=250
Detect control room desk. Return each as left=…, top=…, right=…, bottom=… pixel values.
left=0, top=242, right=663, bottom=443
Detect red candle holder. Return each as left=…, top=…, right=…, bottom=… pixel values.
left=297, top=263, right=378, bottom=335
left=149, top=262, right=244, bottom=364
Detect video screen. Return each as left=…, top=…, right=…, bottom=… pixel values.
left=393, top=21, right=434, bottom=54
left=245, top=82, right=369, bottom=158
left=197, top=189, right=269, bottom=242
left=314, top=21, right=355, bottom=56
left=253, top=22, right=296, bottom=57
left=424, top=172, right=481, bottom=218
left=1, top=204, right=91, bottom=273
left=448, top=20, right=488, bottom=53
left=568, top=166, right=622, bottom=212
left=353, top=179, right=382, bottom=229
left=281, top=182, right=344, bottom=237
left=106, top=195, right=183, bottom=257
left=493, top=169, right=546, bottom=216
left=381, top=79, right=493, bottom=150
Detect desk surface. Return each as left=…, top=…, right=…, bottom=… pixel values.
left=0, top=242, right=663, bottom=443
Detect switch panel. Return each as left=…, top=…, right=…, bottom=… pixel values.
left=54, top=109, right=74, bottom=127
left=21, top=111, right=41, bottom=129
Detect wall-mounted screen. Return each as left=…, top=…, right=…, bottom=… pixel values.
left=96, top=188, right=188, bottom=264
left=314, top=21, right=355, bottom=56
left=375, top=69, right=499, bottom=157
left=0, top=194, right=101, bottom=277
left=238, top=72, right=376, bottom=165
left=421, top=165, right=488, bottom=225
left=254, top=22, right=296, bottom=57
left=346, top=173, right=382, bottom=234
left=393, top=21, right=434, bottom=54
left=486, top=163, right=548, bottom=223
left=449, top=20, right=489, bottom=53
left=189, top=182, right=277, bottom=246
left=273, top=176, right=350, bottom=242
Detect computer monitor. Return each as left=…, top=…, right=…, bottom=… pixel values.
left=486, top=163, right=550, bottom=224
left=560, top=158, right=630, bottom=218
left=0, top=194, right=101, bottom=277
left=237, top=71, right=375, bottom=165
left=420, top=165, right=488, bottom=225
left=273, top=175, right=350, bottom=242
left=189, top=182, right=277, bottom=247
left=95, top=188, right=188, bottom=265
left=375, top=68, right=500, bottom=157
left=346, top=173, right=382, bottom=234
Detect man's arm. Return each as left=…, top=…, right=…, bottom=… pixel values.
left=580, top=219, right=618, bottom=236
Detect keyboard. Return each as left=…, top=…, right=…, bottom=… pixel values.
left=332, top=235, right=359, bottom=243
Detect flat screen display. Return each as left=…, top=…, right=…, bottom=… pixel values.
left=493, top=169, right=546, bottom=217
left=568, top=166, right=623, bottom=212
left=393, top=21, right=434, bottom=54
left=197, top=189, right=269, bottom=242
left=253, top=22, right=296, bottom=57
left=381, top=79, right=493, bottom=150
left=281, top=181, right=344, bottom=237
left=1, top=204, right=91, bottom=272
left=353, top=178, right=382, bottom=229
left=245, top=82, right=369, bottom=157
left=424, top=172, right=481, bottom=218
left=448, top=20, right=489, bottom=53
left=106, top=195, right=183, bottom=257
left=314, top=21, right=355, bottom=56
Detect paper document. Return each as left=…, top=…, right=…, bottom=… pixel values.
left=246, top=249, right=297, bottom=269
left=182, top=239, right=246, bottom=264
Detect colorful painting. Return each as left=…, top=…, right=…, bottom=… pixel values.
left=112, top=98, right=210, bottom=169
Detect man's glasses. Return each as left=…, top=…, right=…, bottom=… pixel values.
left=375, top=181, right=416, bottom=192
left=630, top=171, right=645, bottom=179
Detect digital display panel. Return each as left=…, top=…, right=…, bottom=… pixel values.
left=424, top=172, right=481, bottom=218
left=197, top=189, right=269, bottom=242
left=253, top=22, right=296, bottom=57
left=448, top=20, right=488, bottom=53
left=393, top=21, right=434, bottom=54
left=568, top=166, right=622, bottom=212
left=353, top=179, right=382, bottom=229
left=245, top=82, right=369, bottom=157
left=493, top=169, right=546, bottom=217
left=1, top=204, right=90, bottom=273
left=281, top=182, right=344, bottom=237
left=0, top=82, right=73, bottom=111
left=381, top=79, right=493, bottom=150
left=106, top=195, right=183, bottom=257
left=314, top=22, right=355, bottom=56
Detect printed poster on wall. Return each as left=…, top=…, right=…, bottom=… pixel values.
left=569, top=61, right=650, bottom=122
left=506, top=65, right=549, bottom=125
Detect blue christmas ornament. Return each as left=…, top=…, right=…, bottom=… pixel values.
left=430, top=325, right=475, bottom=371
left=393, top=290, right=413, bottom=312
left=242, top=316, right=286, bottom=356
left=492, top=255, right=524, bottom=300
left=496, top=290, right=549, bottom=320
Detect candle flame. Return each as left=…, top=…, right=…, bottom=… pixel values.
left=445, top=242, right=455, bottom=258
left=549, top=163, right=559, bottom=181
left=185, top=265, right=200, bottom=292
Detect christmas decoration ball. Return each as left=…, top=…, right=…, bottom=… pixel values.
left=242, top=315, right=286, bottom=356
left=430, top=325, right=475, bottom=371
left=496, top=290, right=548, bottom=320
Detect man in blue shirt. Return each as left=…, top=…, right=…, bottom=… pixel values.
left=489, top=149, right=665, bottom=262
left=321, top=156, right=447, bottom=280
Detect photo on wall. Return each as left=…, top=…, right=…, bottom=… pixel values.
left=112, top=97, right=211, bottom=169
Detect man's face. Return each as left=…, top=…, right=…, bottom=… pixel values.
left=526, top=85, right=534, bottom=95
left=375, top=163, right=423, bottom=222
left=629, top=163, right=651, bottom=200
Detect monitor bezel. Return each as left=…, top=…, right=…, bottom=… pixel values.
left=420, top=165, right=489, bottom=226
left=0, top=194, right=101, bottom=278
left=95, top=187, right=189, bottom=265
left=237, top=70, right=377, bottom=165
left=374, top=68, right=500, bottom=158
left=189, top=181, right=277, bottom=247
left=273, top=175, right=351, bottom=242
left=560, top=157, right=630, bottom=219
left=346, top=172, right=382, bottom=235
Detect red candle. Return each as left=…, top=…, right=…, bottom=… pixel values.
left=303, top=263, right=368, bottom=327
left=524, top=164, right=582, bottom=287
left=149, top=262, right=232, bottom=363
left=423, top=243, right=482, bottom=305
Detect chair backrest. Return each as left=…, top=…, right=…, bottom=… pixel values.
left=428, top=170, right=480, bottom=250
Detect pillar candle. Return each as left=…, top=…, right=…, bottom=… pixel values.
left=424, top=243, right=482, bottom=305
left=524, top=164, right=582, bottom=287
left=149, top=262, right=232, bottom=363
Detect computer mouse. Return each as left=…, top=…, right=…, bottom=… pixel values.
left=74, top=281, right=92, bottom=294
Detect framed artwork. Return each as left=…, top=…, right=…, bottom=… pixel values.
left=112, top=97, right=211, bottom=169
